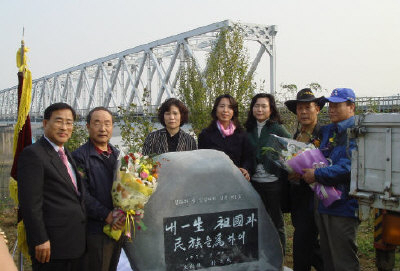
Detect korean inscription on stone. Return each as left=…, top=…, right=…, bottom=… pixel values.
left=163, top=208, right=258, bottom=270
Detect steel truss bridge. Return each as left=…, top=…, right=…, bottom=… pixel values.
left=356, top=95, right=400, bottom=112
left=0, top=20, right=278, bottom=121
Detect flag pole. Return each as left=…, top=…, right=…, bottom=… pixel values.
left=10, top=26, right=33, bottom=270
left=19, top=27, right=25, bottom=271
left=20, top=28, right=24, bottom=70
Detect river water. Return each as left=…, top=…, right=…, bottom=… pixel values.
left=0, top=122, right=193, bottom=209
left=0, top=126, right=14, bottom=208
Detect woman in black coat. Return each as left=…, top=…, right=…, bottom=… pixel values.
left=125, top=98, right=197, bottom=267
left=198, top=94, right=253, bottom=181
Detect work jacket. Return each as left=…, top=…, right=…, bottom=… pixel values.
left=73, top=140, right=120, bottom=234
left=315, top=116, right=358, bottom=218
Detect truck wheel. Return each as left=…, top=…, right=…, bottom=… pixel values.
left=376, top=248, right=395, bottom=271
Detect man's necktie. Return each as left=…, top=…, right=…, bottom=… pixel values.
left=58, top=148, right=78, bottom=192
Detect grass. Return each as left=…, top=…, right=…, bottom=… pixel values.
left=283, top=213, right=400, bottom=270
left=0, top=208, right=394, bottom=271
left=0, top=157, right=31, bottom=270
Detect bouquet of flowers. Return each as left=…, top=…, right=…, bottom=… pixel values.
left=263, top=134, right=341, bottom=207
left=103, top=152, right=160, bottom=240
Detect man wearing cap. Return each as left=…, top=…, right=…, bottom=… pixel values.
left=284, top=88, right=324, bottom=271
left=303, top=88, right=359, bottom=271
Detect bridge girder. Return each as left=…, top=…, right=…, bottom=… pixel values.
left=0, top=20, right=277, bottom=120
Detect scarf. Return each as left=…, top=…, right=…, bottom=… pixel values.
left=217, top=120, right=236, bottom=137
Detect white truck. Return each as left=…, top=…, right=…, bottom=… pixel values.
left=349, top=113, right=400, bottom=271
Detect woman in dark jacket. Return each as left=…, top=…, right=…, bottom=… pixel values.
left=125, top=98, right=197, bottom=267
left=142, top=98, right=197, bottom=155
left=198, top=94, right=253, bottom=181
left=245, top=93, right=291, bottom=253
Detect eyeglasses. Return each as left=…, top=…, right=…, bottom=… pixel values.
left=92, top=122, right=113, bottom=129
left=53, top=119, right=74, bottom=128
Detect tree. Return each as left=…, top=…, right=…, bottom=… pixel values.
left=275, top=82, right=329, bottom=134
left=178, top=25, right=256, bottom=134
left=276, top=82, right=326, bottom=106
left=117, top=88, right=155, bottom=152
left=178, top=59, right=209, bottom=135
left=65, top=121, right=88, bottom=152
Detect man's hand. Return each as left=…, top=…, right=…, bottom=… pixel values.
left=105, top=212, right=114, bottom=225
left=106, top=211, right=125, bottom=230
left=112, top=213, right=125, bottom=230
left=35, top=240, right=50, bottom=263
left=288, top=172, right=301, bottom=183
left=239, top=168, right=250, bottom=181
left=302, top=168, right=316, bottom=184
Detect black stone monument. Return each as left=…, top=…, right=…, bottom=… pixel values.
left=126, top=149, right=283, bottom=271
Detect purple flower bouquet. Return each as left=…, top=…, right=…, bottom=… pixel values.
left=263, top=135, right=342, bottom=207
left=287, top=148, right=341, bottom=207
left=287, top=149, right=328, bottom=175
left=311, top=182, right=342, bottom=207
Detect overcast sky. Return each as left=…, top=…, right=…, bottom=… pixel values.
left=1, top=0, right=399, bottom=97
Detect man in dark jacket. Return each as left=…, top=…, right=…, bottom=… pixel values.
left=303, top=88, right=359, bottom=271
left=18, top=103, right=86, bottom=271
left=284, top=88, right=325, bottom=271
left=73, top=107, right=124, bottom=271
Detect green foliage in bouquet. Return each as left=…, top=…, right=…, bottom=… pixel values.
left=178, top=24, right=255, bottom=135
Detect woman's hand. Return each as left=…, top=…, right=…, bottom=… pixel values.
left=239, top=168, right=250, bottom=181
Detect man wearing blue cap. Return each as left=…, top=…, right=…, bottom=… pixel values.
left=303, top=88, right=359, bottom=271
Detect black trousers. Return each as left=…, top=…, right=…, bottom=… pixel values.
left=290, top=182, right=323, bottom=271
left=252, top=180, right=286, bottom=254
left=31, top=256, right=85, bottom=271
left=84, top=233, right=123, bottom=271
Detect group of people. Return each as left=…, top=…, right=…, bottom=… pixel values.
left=14, top=87, right=358, bottom=271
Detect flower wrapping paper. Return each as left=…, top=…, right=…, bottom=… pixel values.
left=104, top=152, right=159, bottom=240
left=264, top=135, right=342, bottom=207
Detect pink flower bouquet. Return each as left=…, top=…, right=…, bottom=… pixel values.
left=263, top=135, right=342, bottom=207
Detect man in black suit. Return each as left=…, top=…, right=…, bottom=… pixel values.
left=18, top=103, right=86, bottom=271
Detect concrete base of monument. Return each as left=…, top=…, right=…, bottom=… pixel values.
left=123, top=149, right=283, bottom=271
left=117, top=252, right=293, bottom=271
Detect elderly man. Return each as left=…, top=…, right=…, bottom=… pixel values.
left=303, top=88, right=359, bottom=271
left=73, top=107, right=124, bottom=271
left=18, top=103, right=86, bottom=271
left=284, top=88, right=325, bottom=271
